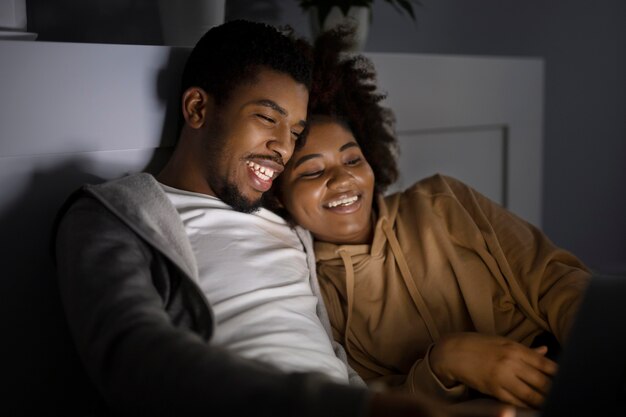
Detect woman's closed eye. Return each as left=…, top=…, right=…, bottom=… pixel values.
left=299, top=169, right=323, bottom=179
left=345, top=157, right=362, bottom=166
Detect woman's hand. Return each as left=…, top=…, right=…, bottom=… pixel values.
left=429, top=333, right=558, bottom=409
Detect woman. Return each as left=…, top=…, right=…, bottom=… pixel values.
left=274, top=30, right=591, bottom=409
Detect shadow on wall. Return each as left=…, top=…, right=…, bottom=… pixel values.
left=153, top=46, right=189, bottom=164
left=1, top=161, right=105, bottom=416
left=0, top=44, right=184, bottom=415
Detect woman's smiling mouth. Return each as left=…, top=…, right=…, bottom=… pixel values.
left=325, top=195, right=358, bottom=208
left=323, top=194, right=362, bottom=213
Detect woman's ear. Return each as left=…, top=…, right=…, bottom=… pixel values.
left=182, top=87, right=213, bottom=129
left=272, top=194, right=285, bottom=209
left=263, top=187, right=296, bottom=226
left=263, top=188, right=284, bottom=210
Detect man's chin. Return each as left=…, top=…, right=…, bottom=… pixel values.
left=232, top=199, right=262, bottom=214
left=218, top=182, right=263, bottom=214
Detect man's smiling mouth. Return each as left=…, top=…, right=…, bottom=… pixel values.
left=246, top=161, right=276, bottom=181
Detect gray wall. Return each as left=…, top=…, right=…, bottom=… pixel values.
left=25, top=0, right=626, bottom=273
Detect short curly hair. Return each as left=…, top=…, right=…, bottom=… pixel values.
left=307, top=27, right=399, bottom=193
left=181, top=20, right=313, bottom=107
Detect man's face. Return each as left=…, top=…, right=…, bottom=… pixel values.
left=202, top=68, right=309, bottom=213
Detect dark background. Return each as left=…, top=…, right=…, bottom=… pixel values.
left=2, top=0, right=622, bottom=414
left=25, top=0, right=626, bottom=274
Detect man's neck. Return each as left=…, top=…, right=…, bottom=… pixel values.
left=157, top=138, right=216, bottom=197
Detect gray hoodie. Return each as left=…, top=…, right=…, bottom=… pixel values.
left=55, top=173, right=367, bottom=417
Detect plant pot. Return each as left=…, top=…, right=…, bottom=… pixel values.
left=308, top=6, right=370, bottom=51
left=158, top=0, right=225, bottom=47
left=0, top=0, right=37, bottom=40
left=0, top=0, right=26, bottom=31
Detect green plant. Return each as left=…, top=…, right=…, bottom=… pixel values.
left=298, top=0, right=421, bottom=27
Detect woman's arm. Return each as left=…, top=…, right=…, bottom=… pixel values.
left=442, top=175, right=591, bottom=342
left=429, top=332, right=557, bottom=408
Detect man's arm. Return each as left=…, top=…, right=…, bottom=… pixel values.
left=55, top=196, right=368, bottom=417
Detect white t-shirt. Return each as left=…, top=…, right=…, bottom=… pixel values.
left=162, top=184, right=349, bottom=383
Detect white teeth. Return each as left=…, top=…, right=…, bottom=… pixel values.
left=246, top=161, right=275, bottom=181
left=327, top=195, right=358, bottom=208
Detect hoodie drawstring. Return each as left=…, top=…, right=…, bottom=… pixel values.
left=381, top=219, right=440, bottom=342
left=338, top=249, right=356, bottom=360
left=338, top=248, right=391, bottom=376
left=338, top=219, right=440, bottom=362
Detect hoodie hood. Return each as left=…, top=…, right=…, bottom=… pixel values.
left=81, top=173, right=199, bottom=282
left=314, top=192, right=441, bottom=373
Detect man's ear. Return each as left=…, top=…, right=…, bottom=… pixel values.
left=182, top=87, right=213, bottom=129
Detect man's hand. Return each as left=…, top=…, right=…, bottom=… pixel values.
left=368, top=391, right=515, bottom=417
left=429, top=333, right=557, bottom=409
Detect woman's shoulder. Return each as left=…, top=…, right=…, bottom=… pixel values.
left=398, top=173, right=471, bottom=198
left=383, top=174, right=484, bottom=220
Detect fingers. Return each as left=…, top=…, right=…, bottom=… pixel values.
left=517, top=365, right=552, bottom=396
left=493, top=387, right=532, bottom=409
left=507, top=376, right=547, bottom=409
left=435, top=334, right=558, bottom=410
left=489, top=345, right=555, bottom=408
left=521, top=347, right=558, bottom=377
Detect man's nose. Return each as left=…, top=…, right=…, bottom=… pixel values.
left=267, top=125, right=293, bottom=163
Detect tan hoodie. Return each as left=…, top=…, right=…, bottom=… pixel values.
left=315, top=174, right=590, bottom=401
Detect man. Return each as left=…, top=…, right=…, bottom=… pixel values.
left=55, top=20, right=509, bottom=417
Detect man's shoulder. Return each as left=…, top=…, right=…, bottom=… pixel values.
left=59, top=172, right=171, bottom=232
left=83, top=172, right=159, bottom=198
left=56, top=172, right=197, bottom=275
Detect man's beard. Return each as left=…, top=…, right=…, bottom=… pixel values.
left=210, top=175, right=264, bottom=214
left=204, top=113, right=264, bottom=214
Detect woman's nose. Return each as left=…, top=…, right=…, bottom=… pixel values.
left=328, top=167, right=356, bottom=190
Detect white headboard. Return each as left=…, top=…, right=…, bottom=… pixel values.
left=0, top=40, right=543, bottom=414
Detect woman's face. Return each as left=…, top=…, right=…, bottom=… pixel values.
left=279, top=119, right=375, bottom=244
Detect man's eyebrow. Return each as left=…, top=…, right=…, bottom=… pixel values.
left=253, top=99, right=307, bottom=129
left=253, top=99, right=287, bottom=116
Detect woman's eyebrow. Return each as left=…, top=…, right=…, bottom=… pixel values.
left=293, top=153, right=321, bottom=168
left=339, top=142, right=359, bottom=152
left=293, top=141, right=358, bottom=168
